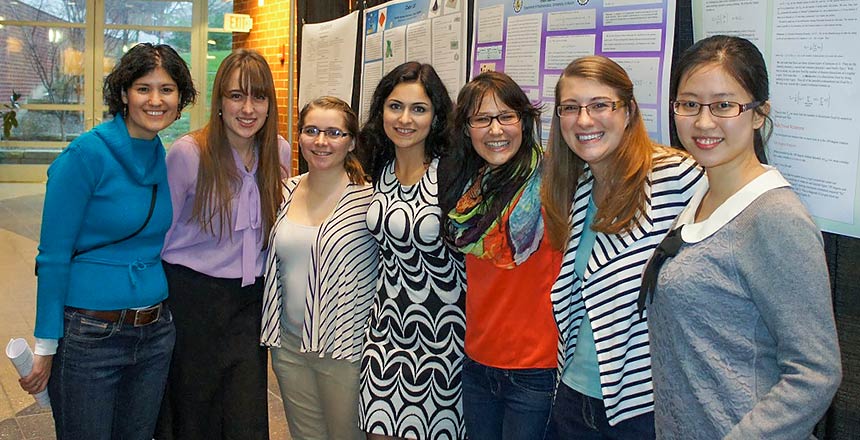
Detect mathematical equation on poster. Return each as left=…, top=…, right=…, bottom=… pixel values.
left=786, top=92, right=832, bottom=108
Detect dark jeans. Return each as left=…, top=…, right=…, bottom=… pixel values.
left=548, top=382, right=655, bottom=439
left=48, top=305, right=175, bottom=440
left=462, top=355, right=555, bottom=440
left=155, top=262, right=268, bottom=440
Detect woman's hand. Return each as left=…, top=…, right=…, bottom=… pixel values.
left=19, top=354, right=53, bottom=394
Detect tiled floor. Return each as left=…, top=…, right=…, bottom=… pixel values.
left=0, top=183, right=291, bottom=439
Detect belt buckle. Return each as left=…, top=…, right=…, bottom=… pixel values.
left=133, top=303, right=161, bottom=327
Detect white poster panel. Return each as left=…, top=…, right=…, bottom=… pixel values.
left=360, top=0, right=468, bottom=121
left=693, top=0, right=860, bottom=237
left=298, top=11, right=360, bottom=108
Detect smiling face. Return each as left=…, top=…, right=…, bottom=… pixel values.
left=382, top=82, right=434, bottom=153
left=299, top=108, right=354, bottom=173
left=557, top=75, right=630, bottom=176
left=122, top=66, right=180, bottom=139
left=674, top=63, right=766, bottom=174
left=220, top=68, right=269, bottom=149
left=468, top=92, right=523, bottom=168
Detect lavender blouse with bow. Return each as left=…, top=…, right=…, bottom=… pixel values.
left=162, top=134, right=291, bottom=286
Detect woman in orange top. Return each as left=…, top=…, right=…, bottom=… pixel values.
left=439, top=71, right=561, bottom=440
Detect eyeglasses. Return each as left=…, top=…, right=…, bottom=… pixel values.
left=671, top=100, right=762, bottom=118
left=300, top=126, right=351, bottom=139
left=556, top=101, right=626, bottom=118
left=466, top=111, right=521, bottom=128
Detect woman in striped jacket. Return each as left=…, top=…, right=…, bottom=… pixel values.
left=541, top=56, right=704, bottom=438
left=260, top=96, right=378, bottom=440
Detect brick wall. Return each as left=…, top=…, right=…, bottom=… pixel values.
left=232, top=0, right=299, bottom=175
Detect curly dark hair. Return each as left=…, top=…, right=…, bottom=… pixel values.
left=439, top=71, right=542, bottom=217
left=103, top=43, right=197, bottom=116
left=357, top=61, right=453, bottom=182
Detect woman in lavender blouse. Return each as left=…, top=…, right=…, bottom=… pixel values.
left=156, top=49, right=290, bottom=440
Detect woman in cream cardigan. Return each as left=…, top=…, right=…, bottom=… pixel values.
left=260, top=96, right=377, bottom=440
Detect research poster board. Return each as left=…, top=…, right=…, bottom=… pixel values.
left=693, top=0, right=860, bottom=238
left=298, top=11, right=360, bottom=108
left=359, top=0, right=468, bottom=121
left=470, top=0, right=677, bottom=145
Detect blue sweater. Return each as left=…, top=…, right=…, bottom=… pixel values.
left=35, top=115, right=172, bottom=339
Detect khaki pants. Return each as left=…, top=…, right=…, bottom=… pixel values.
left=271, top=330, right=363, bottom=440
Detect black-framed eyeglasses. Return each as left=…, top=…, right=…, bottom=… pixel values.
left=556, top=101, right=626, bottom=118
left=300, top=126, right=351, bottom=139
left=671, top=100, right=762, bottom=118
left=466, top=111, right=521, bottom=128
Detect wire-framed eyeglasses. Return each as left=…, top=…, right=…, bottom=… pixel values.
left=300, top=126, right=351, bottom=139
left=466, top=111, right=521, bottom=128
left=671, top=100, right=762, bottom=118
left=556, top=101, right=626, bottom=118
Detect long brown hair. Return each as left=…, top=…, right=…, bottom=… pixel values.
left=298, top=96, right=367, bottom=184
left=439, top=71, right=542, bottom=227
left=543, top=56, right=656, bottom=251
left=357, top=62, right=453, bottom=183
left=191, top=49, right=284, bottom=244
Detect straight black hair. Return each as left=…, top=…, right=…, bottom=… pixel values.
left=670, top=35, right=772, bottom=163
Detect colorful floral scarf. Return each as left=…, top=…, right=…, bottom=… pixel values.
left=447, top=149, right=544, bottom=269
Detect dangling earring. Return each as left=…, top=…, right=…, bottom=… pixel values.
left=123, top=105, right=128, bottom=118
left=175, top=112, right=181, bottom=121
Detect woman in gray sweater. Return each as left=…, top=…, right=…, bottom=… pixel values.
left=641, top=35, right=841, bottom=439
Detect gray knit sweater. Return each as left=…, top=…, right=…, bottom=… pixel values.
left=649, top=169, right=841, bottom=440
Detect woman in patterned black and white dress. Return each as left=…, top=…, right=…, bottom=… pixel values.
left=357, top=61, right=466, bottom=440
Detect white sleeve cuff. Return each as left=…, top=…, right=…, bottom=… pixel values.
left=34, top=338, right=58, bottom=356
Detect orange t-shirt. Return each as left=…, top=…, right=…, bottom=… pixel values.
left=464, top=233, right=562, bottom=369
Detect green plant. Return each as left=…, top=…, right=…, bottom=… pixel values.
left=2, top=91, right=21, bottom=140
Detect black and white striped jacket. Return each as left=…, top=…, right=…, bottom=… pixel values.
left=260, top=175, right=378, bottom=361
left=550, top=150, right=704, bottom=425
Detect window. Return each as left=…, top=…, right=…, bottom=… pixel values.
left=0, top=0, right=232, bottom=177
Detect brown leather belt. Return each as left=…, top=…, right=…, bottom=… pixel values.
left=66, top=303, right=162, bottom=327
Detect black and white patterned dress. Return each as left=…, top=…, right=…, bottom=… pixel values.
left=360, top=158, right=466, bottom=439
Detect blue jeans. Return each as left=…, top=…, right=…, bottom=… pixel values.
left=462, top=355, right=555, bottom=440
left=48, top=306, right=176, bottom=440
left=548, top=382, right=655, bottom=439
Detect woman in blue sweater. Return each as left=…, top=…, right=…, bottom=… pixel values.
left=20, top=43, right=197, bottom=440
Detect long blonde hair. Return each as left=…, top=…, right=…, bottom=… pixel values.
left=542, top=56, right=655, bottom=251
left=191, top=49, right=284, bottom=244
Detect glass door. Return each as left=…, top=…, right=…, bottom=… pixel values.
left=1, top=0, right=230, bottom=178
left=0, top=0, right=90, bottom=150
